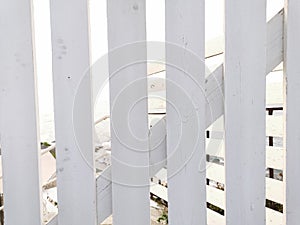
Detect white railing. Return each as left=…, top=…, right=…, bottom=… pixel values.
left=0, top=1, right=299, bottom=225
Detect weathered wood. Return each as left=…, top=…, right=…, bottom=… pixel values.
left=283, top=0, right=300, bottom=224
left=0, top=1, right=43, bottom=224
left=224, top=0, right=267, bottom=224
left=49, top=0, right=97, bottom=224
left=47, top=10, right=285, bottom=225
left=48, top=109, right=284, bottom=225
left=166, top=0, right=206, bottom=224
left=107, top=1, right=150, bottom=224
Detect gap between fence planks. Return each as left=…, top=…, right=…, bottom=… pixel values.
left=283, top=0, right=300, bottom=224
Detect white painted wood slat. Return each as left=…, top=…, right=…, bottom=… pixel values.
left=224, top=0, right=267, bottom=224
left=283, top=0, right=300, bottom=224
left=207, top=185, right=225, bottom=209
left=107, top=1, right=150, bottom=224
left=207, top=139, right=284, bottom=170
left=206, top=162, right=284, bottom=205
left=266, top=82, right=284, bottom=107
left=50, top=0, right=97, bottom=224
left=96, top=167, right=112, bottom=223
left=267, top=115, right=284, bottom=137
left=206, top=163, right=225, bottom=184
left=266, top=177, right=284, bottom=204
left=267, top=9, right=284, bottom=74
left=207, top=209, right=225, bottom=225
left=166, top=0, right=206, bottom=224
left=266, top=208, right=284, bottom=225
left=266, top=147, right=284, bottom=170
left=0, top=1, right=43, bottom=224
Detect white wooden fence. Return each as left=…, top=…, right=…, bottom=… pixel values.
left=0, top=0, right=299, bottom=225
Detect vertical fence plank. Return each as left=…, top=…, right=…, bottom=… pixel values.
left=0, top=0, right=42, bottom=224
left=107, top=1, right=150, bottom=224
left=283, top=0, right=300, bottom=224
left=166, top=1, right=206, bottom=224
left=224, top=0, right=267, bottom=224
left=50, top=0, right=97, bottom=224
